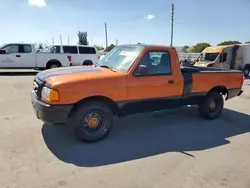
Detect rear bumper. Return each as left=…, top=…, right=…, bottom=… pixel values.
left=226, top=88, right=243, bottom=100
left=238, top=89, right=243, bottom=96
left=31, top=91, right=73, bottom=124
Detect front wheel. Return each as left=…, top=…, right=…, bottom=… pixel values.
left=198, top=91, right=224, bottom=120
left=67, top=101, right=113, bottom=142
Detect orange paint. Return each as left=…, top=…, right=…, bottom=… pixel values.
left=43, top=45, right=243, bottom=105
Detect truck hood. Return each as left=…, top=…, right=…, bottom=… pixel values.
left=36, top=66, right=126, bottom=87
left=37, top=66, right=103, bottom=81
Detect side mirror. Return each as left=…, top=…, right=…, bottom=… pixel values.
left=0, top=50, right=6, bottom=54
left=138, top=65, right=148, bottom=75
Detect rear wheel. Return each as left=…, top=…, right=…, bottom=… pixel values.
left=243, top=67, right=249, bottom=77
left=46, top=61, right=61, bottom=69
left=198, top=91, right=224, bottom=120
left=67, top=101, right=113, bottom=142
left=83, top=60, right=93, bottom=66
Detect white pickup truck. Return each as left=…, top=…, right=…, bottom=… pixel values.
left=0, top=43, right=72, bottom=69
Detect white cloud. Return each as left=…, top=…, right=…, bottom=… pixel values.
left=145, top=14, right=155, bottom=20
left=28, top=0, right=47, bottom=7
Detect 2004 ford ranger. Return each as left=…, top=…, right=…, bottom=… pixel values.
left=31, top=45, right=244, bottom=142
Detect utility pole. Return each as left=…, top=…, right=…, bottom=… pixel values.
left=170, top=3, right=174, bottom=47
left=52, top=37, right=54, bottom=45
left=105, top=22, right=108, bottom=49
left=60, top=35, right=63, bottom=45
left=116, top=39, right=118, bottom=46
left=68, top=35, right=70, bottom=45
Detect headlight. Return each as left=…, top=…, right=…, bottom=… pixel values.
left=41, top=87, right=59, bottom=102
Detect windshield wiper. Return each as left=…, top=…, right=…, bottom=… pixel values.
left=99, top=65, right=116, bottom=72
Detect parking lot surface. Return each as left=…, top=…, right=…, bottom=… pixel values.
left=0, top=71, right=250, bottom=188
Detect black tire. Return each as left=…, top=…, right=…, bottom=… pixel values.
left=67, top=101, right=113, bottom=142
left=198, top=91, right=224, bottom=120
left=47, top=61, right=61, bottom=69
left=243, top=67, right=249, bottom=78
left=83, top=60, right=93, bottom=66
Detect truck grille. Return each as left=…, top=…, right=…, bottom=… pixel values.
left=33, top=81, right=38, bottom=94
left=33, top=78, right=43, bottom=99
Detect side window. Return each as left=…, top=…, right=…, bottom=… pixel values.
left=63, top=46, right=78, bottom=54
left=135, top=50, right=172, bottom=75
left=50, top=46, right=61, bottom=53
left=79, top=47, right=96, bottom=54
left=220, top=53, right=227, bottom=62
left=20, top=45, right=32, bottom=53
left=1, top=45, right=19, bottom=54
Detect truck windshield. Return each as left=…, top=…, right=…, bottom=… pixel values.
left=97, top=46, right=144, bottom=72
left=199, top=53, right=219, bottom=62
left=41, top=46, right=53, bottom=53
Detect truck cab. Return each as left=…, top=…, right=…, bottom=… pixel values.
left=0, top=43, right=37, bottom=68
left=194, top=46, right=231, bottom=68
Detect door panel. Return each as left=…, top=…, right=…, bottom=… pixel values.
left=20, top=44, right=36, bottom=67
left=127, top=50, right=183, bottom=101
left=0, top=44, right=22, bottom=67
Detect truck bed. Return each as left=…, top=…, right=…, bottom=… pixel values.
left=181, top=66, right=242, bottom=73
left=180, top=65, right=243, bottom=101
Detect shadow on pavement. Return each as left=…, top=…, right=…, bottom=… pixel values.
left=42, top=106, right=250, bottom=167
left=0, top=71, right=38, bottom=76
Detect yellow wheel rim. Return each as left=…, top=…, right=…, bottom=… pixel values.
left=87, top=118, right=99, bottom=129
left=209, top=102, right=216, bottom=110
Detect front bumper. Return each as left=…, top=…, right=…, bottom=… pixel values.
left=31, top=91, right=73, bottom=124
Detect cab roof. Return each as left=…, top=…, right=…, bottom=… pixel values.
left=117, top=44, right=175, bottom=49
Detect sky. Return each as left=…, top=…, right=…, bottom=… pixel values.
left=0, top=0, right=249, bottom=47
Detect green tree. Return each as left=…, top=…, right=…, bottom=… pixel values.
left=94, top=45, right=104, bottom=51
left=36, top=42, right=45, bottom=50
left=104, top=44, right=116, bottom=52
left=245, top=41, right=250, bottom=44
left=77, top=31, right=89, bottom=45
left=137, top=42, right=142, bottom=44
left=217, top=40, right=241, bottom=46
left=191, top=42, right=211, bottom=53
left=182, top=45, right=189, bottom=53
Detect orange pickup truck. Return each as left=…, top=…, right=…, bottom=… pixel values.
left=31, top=44, right=244, bottom=142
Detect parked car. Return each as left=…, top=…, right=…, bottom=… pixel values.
left=31, top=44, right=244, bottom=143
left=194, top=44, right=250, bottom=77
left=0, top=43, right=72, bottom=69
left=41, top=45, right=98, bottom=66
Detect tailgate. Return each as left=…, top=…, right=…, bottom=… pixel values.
left=191, top=70, right=244, bottom=93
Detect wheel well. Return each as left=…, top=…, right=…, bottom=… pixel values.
left=244, top=64, right=250, bottom=69
left=46, top=60, right=62, bottom=69
left=83, top=60, right=93, bottom=66
left=209, top=86, right=228, bottom=96
left=68, top=96, right=120, bottom=118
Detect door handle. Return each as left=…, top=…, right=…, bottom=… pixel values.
left=168, top=80, right=174, bottom=84
left=16, top=55, right=21, bottom=57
